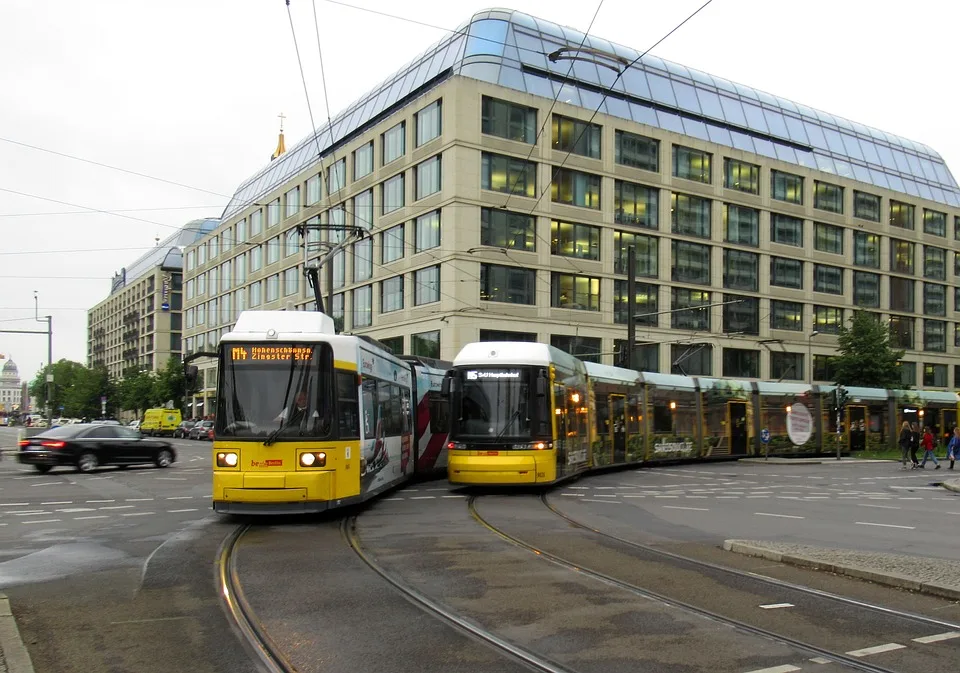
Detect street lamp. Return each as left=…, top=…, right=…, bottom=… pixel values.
left=807, top=330, right=820, bottom=384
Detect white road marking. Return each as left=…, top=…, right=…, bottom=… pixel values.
left=86, top=499, right=115, bottom=503
left=0, top=503, right=29, bottom=507
left=155, top=477, right=186, bottom=481
left=73, top=515, right=108, bottom=520
left=912, top=631, right=960, bottom=644
left=121, top=512, right=153, bottom=517
left=441, top=495, right=465, bottom=498
left=662, top=505, right=709, bottom=511
left=582, top=498, right=622, bottom=504
left=755, top=513, right=804, bottom=519
left=99, top=505, right=134, bottom=510
left=41, top=501, right=72, bottom=505
left=759, top=603, right=794, bottom=609
left=409, top=496, right=435, bottom=500
left=561, top=493, right=584, bottom=497
left=857, top=504, right=901, bottom=510
left=622, top=495, right=646, bottom=498
left=21, top=519, right=60, bottom=524
left=743, top=665, right=801, bottom=673
left=166, top=496, right=192, bottom=500
left=56, top=508, right=95, bottom=513
left=845, top=643, right=905, bottom=657
left=594, top=494, right=618, bottom=498
left=126, top=498, right=154, bottom=502
left=808, top=656, right=832, bottom=664
left=855, top=522, right=915, bottom=530
left=14, top=511, right=52, bottom=517
left=30, top=482, right=60, bottom=487
left=654, top=495, right=679, bottom=498
left=383, top=497, right=404, bottom=501
left=167, top=509, right=198, bottom=513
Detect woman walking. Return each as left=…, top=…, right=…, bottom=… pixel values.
left=910, top=422, right=922, bottom=468
left=919, top=425, right=940, bottom=469
left=899, top=421, right=914, bottom=469
left=946, top=426, right=959, bottom=471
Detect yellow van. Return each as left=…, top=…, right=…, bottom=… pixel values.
left=141, top=409, right=183, bottom=437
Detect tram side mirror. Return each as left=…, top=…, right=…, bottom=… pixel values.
left=536, top=369, right=547, bottom=396
left=441, top=371, right=452, bottom=397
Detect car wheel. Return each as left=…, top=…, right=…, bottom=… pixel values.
left=77, top=452, right=99, bottom=473
left=155, top=449, right=174, bottom=468
left=33, top=465, right=52, bottom=474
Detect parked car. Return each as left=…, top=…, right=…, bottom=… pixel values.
left=128, top=420, right=141, bottom=429
left=17, top=424, right=176, bottom=473
left=173, top=420, right=196, bottom=439
left=187, top=420, right=214, bottom=440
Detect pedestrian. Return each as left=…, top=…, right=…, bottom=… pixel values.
left=899, top=421, right=913, bottom=469
left=910, top=422, right=921, bottom=468
left=945, top=426, right=959, bottom=471
left=919, top=425, right=940, bottom=469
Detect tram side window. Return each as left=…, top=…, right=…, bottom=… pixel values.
left=337, top=372, right=360, bottom=439
left=554, top=384, right=568, bottom=438
left=653, top=403, right=673, bottom=433
left=362, top=377, right=378, bottom=438
left=627, top=397, right=641, bottom=434
left=377, top=381, right=404, bottom=436
left=429, top=391, right=449, bottom=433
left=595, top=394, right=610, bottom=436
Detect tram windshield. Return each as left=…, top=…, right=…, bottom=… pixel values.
left=458, top=368, right=531, bottom=439
left=216, top=342, right=334, bottom=441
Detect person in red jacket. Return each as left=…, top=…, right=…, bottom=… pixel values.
left=919, top=426, right=941, bottom=469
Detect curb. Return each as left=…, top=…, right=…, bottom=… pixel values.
left=942, top=479, right=960, bottom=494
left=723, top=540, right=960, bottom=602
left=0, top=593, right=35, bottom=673
left=738, top=458, right=826, bottom=464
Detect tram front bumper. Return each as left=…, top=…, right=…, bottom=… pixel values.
left=448, top=452, right=552, bottom=485
left=213, top=470, right=333, bottom=511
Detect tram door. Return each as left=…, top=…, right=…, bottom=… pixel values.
left=610, top=395, right=626, bottom=464
left=848, top=406, right=866, bottom=452
left=728, top=402, right=748, bottom=455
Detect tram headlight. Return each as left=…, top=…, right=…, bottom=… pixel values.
left=299, top=451, right=326, bottom=467
left=217, top=452, right=239, bottom=467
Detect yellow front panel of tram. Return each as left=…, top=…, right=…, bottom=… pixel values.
left=448, top=450, right=558, bottom=484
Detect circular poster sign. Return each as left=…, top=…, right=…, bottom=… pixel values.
left=787, top=403, right=813, bottom=446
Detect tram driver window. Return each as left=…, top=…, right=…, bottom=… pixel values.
left=653, top=404, right=674, bottom=433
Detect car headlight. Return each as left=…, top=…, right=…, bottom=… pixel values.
left=299, top=451, right=326, bottom=467
left=217, top=452, right=239, bottom=467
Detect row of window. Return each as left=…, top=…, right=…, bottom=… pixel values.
left=481, top=95, right=959, bottom=231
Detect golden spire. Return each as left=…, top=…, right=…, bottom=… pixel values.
left=271, top=112, right=287, bottom=161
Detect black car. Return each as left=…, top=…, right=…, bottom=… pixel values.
left=173, top=420, right=195, bottom=439
left=17, top=424, right=177, bottom=473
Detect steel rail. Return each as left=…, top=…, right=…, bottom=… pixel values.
left=469, top=496, right=900, bottom=673
left=216, top=524, right=299, bottom=673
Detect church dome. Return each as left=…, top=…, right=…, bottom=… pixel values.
left=1, top=360, right=18, bottom=380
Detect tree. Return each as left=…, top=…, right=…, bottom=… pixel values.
left=833, top=311, right=905, bottom=389
left=152, top=356, right=185, bottom=411
left=118, top=370, right=157, bottom=417
left=29, top=360, right=112, bottom=418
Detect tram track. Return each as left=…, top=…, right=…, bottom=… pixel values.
left=468, top=495, right=909, bottom=673
left=216, top=524, right=299, bottom=673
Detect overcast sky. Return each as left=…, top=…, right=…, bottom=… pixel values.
left=1, top=0, right=956, bottom=384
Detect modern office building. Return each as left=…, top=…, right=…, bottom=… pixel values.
left=88, top=218, right=218, bottom=380
left=183, top=8, right=960, bottom=406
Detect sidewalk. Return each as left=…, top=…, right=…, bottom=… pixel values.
left=943, top=477, right=960, bottom=494
left=0, top=594, right=34, bottom=673
left=724, top=540, right=960, bottom=601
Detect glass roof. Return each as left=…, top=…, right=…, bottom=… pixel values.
left=120, top=218, right=219, bottom=289
left=222, top=8, right=959, bottom=219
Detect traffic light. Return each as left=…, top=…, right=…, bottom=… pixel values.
left=834, top=385, right=849, bottom=410
left=184, top=365, right=199, bottom=394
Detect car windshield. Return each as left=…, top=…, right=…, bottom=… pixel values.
left=216, top=342, right=334, bottom=440
left=457, top=368, right=531, bottom=439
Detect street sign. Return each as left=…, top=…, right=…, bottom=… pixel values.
left=100, top=396, right=107, bottom=404
left=760, top=428, right=771, bottom=444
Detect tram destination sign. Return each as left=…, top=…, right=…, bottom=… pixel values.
left=465, top=370, right=521, bottom=380
left=230, top=345, right=314, bottom=362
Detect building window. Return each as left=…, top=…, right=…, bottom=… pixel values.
left=723, top=296, right=759, bottom=335
left=771, top=300, right=803, bottom=331
left=853, top=191, right=880, bottom=222
left=924, top=246, right=946, bottom=280
left=723, top=158, right=760, bottom=194
left=813, top=355, right=838, bottom=382
left=672, top=288, right=710, bottom=330
left=552, top=168, right=601, bottom=209
left=890, top=277, right=915, bottom=313
left=331, top=293, right=344, bottom=332
left=724, top=204, right=759, bottom=247
left=956, top=216, right=960, bottom=241
left=414, top=266, right=439, bottom=305
left=383, top=122, right=405, bottom=165
left=898, top=361, right=916, bottom=387
left=613, top=280, right=658, bottom=325
left=481, top=152, right=536, bottom=197
left=382, top=224, right=404, bottom=263
left=613, top=231, right=658, bottom=278
left=416, top=99, right=441, bottom=146
left=331, top=250, right=345, bottom=289
left=265, top=199, right=281, bottom=228
left=480, top=208, right=535, bottom=251
left=814, top=181, right=843, bottom=213
left=354, top=238, right=373, bottom=282
left=814, top=305, right=842, bottom=334
left=853, top=272, right=880, bottom=309
left=924, top=283, right=946, bottom=316
left=771, top=170, right=803, bottom=205
left=284, top=230, right=299, bottom=257
left=249, top=246, right=262, bottom=272
left=924, top=320, right=946, bottom=352
left=615, top=130, right=658, bottom=172
left=354, top=189, right=374, bottom=231
left=889, top=316, right=914, bottom=349
left=552, top=114, right=601, bottom=159
left=550, top=335, right=602, bottom=364
left=770, top=257, right=803, bottom=289
left=923, top=209, right=946, bottom=237
left=285, top=187, right=300, bottom=219
left=249, top=281, right=262, bottom=307
left=411, top=330, right=440, bottom=359
left=551, top=220, right=600, bottom=260
left=671, top=343, right=712, bottom=376
left=379, top=336, right=403, bottom=354
left=284, top=268, right=299, bottom=296
left=723, top=348, right=759, bottom=378
left=551, top=273, right=600, bottom=311
left=480, top=330, right=536, bottom=343
left=614, top=180, right=658, bottom=228
left=415, top=155, right=441, bottom=200
left=381, top=173, right=405, bottom=215
left=891, top=240, right=915, bottom=275
left=481, top=96, right=536, bottom=144
left=415, top=210, right=440, bottom=252
left=480, top=264, right=536, bottom=304
left=852, top=232, right=879, bottom=268
left=266, top=237, right=280, bottom=265
left=672, top=146, right=711, bottom=183
left=813, top=265, right=843, bottom=294
left=770, top=352, right=803, bottom=380
left=671, top=240, right=711, bottom=284
left=354, top=142, right=374, bottom=180
left=327, top=160, right=346, bottom=195
left=923, top=363, right=947, bottom=387
left=890, top=200, right=915, bottom=230
left=723, top=249, right=758, bottom=291
left=352, top=286, right=372, bottom=327
left=381, top=276, right=404, bottom=313
left=671, top=193, right=711, bottom=238
left=770, top=213, right=802, bottom=247
left=814, top=222, right=844, bottom=255
left=614, top=341, right=659, bottom=372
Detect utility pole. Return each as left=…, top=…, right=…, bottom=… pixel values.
left=625, top=246, right=636, bottom=369
left=34, top=292, right=52, bottom=421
